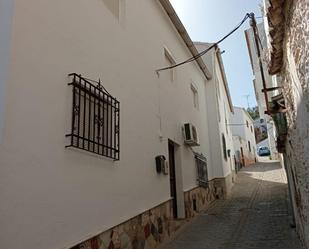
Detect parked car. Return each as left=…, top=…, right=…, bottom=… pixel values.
left=258, top=146, right=271, bottom=156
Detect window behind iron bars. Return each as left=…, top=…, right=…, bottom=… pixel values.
left=66, top=73, right=120, bottom=160
left=195, top=154, right=208, bottom=187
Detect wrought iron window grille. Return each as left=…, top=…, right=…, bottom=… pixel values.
left=66, top=73, right=120, bottom=160
left=194, top=153, right=208, bottom=188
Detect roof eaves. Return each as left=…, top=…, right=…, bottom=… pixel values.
left=159, top=0, right=212, bottom=80
left=265, top=0, right=287, bottom=75
left=193, top=41, right=233, bottom=112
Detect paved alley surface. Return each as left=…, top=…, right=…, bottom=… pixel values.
left=161, top=162, right=304, bottom=249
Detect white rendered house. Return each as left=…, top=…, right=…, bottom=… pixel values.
left=0, top=1, right=233, bottom=249
left=195, top=42, right=236, bottom=191
left=230, top=107, right=257, bottom=166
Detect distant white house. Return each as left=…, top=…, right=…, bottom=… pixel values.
left=254, top=118, right=267, bottom=134
left=230, top=107, right=257, bottom=166
left=253, top=117, right=268, bottom=144
left=232, top=135, right=248, bottom=169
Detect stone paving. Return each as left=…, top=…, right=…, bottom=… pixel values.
left=160, top=161, right=304, bottom=249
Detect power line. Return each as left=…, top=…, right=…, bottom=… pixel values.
left=156, top=13, right=251, bottom=73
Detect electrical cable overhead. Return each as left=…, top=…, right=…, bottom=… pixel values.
left=156, top=13, right=251, bottom=73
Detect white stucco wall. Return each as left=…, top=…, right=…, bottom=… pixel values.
left=213, top=55, right=235, bottom=176
left=233, top=135, right=245, bottom=161
left=0, top=1, right=213, bottom=249
left=195, top=42, right=235, bottom=178
left=230, top=107, right=257, bottom=161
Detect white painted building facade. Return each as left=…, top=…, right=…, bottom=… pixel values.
left=195, top=42, right=236, bottom=188
left=0, top=1, right=234, bottom=249
left=232, top=135, right=247, bottom=169
left=245, top=23, right=279, bottom=159
left=230, top=107, right=257, bottom=166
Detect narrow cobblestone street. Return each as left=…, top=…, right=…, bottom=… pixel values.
left=161, top=162, right=303, bottom=249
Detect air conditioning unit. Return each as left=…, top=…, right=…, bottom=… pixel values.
left=183, top=123, right=200, bottom=146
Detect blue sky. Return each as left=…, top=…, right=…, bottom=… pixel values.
left=170, top=0, right=263, bottom=108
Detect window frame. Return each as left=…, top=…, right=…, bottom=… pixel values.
left=66, top=73, right=120, bottom=160
left=190, top=83, right=199, bottom=110
left=194, top=153, right=208, bottom=187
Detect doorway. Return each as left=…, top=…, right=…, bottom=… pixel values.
left=240, top=147, right=245, bottom=167
left=168, top=140, right=178, bottom=218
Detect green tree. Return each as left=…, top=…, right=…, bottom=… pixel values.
left=247, top=106, right=259, bottom=120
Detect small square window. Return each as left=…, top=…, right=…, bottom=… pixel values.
left=164, top=47, right=176, bottom=82
left=191, top=84, right=199, bottom=110
left=101, top=0, right=125, bottom=26
left=103, top=0, right=120, bottom=18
